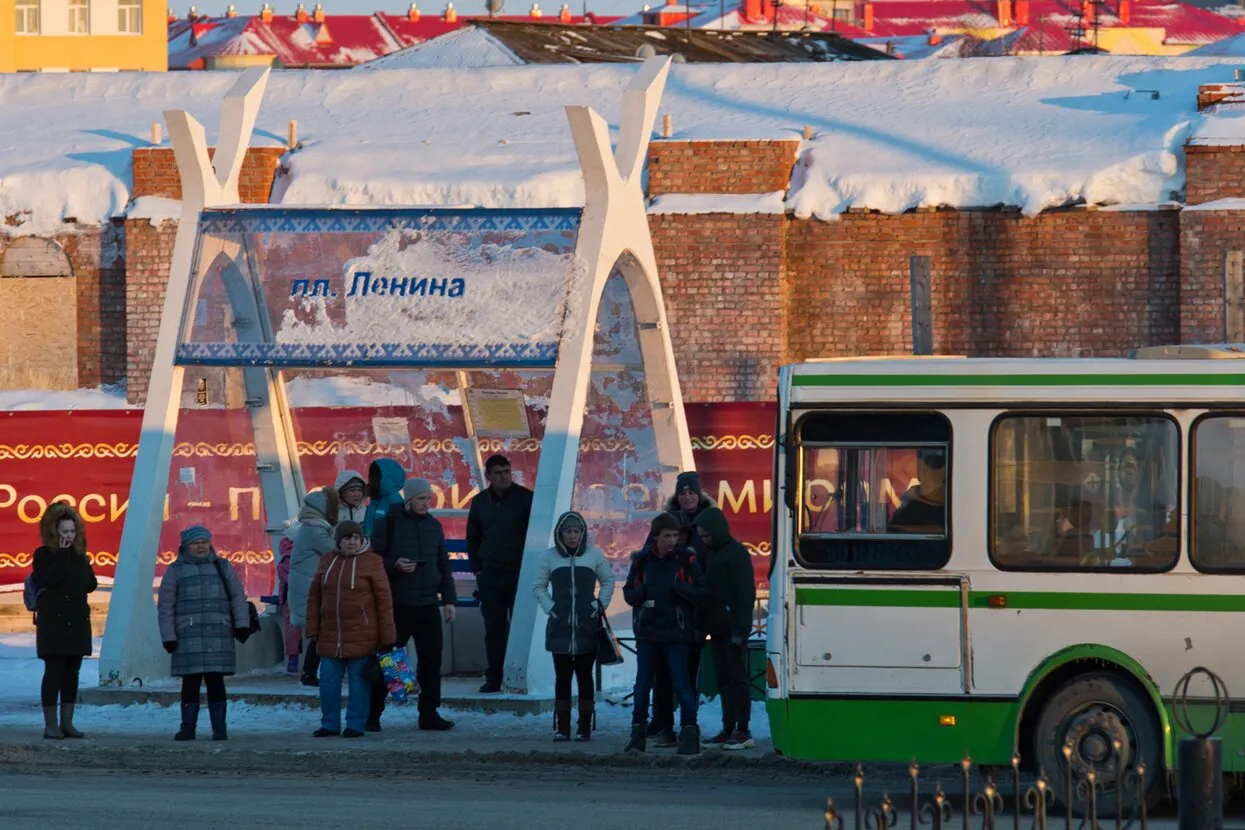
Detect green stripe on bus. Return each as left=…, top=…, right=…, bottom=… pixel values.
left=791, top=373, right=1245, bottom=388
left=795, top=587, right=1245, bottom=612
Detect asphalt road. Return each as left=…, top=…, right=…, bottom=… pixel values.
left=2, top=767, right=833, bottom=830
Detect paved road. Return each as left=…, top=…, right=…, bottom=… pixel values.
left=2, top=768, right=833, bottom=830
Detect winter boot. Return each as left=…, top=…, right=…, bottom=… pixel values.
left=208, top=701, right=228, bottom=741
left=575, top=702, right=594, bottom=742
left=42, top=706, right=63, bottom=740
left=553, top=701, right=572, bottom=742
left=59, top=703, right=83, bottom=739
left=624, top=724, right=646, bottom=753
left=677, top=724, right=701, bottom=756
left=174, top=702, right=199, bottom=741
left=653, top=728, right=678, bottom=749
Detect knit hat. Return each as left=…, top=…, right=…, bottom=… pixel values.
left=403, top=478, right=434, bottom=501
left=335, top=520, right=365, bottom=544
left=675, top=471, right=702, bottom=496
left=180, top=525, right=212, bottom=546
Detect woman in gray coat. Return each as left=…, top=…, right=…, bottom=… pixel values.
left=157, top=525, right=250, bottom=742
left=532, top=511, right=615, bottom=742
left=288, top=487, right=339, bottom=687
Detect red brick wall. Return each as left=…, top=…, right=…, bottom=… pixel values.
left=647, top=140, right=799, bottom=196
left=650, top=213, right=789, bottom=402
left=1179, top=208, right=1245, bottom=343
left=1185, top=145, right=1245, bottom=206
left=131, top=146, right=286, bottom=203
left=124, top=220, right=178, bottom=404
left=62, top=224, right=128, bottom=388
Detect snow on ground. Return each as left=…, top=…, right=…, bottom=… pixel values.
left=0, top=384, right=134, bottom=410
left=3, top=58, right=1245, bottom=231
left=283, top=374, right=462, bottom=410
left=0, top=633, right=770, bottom=739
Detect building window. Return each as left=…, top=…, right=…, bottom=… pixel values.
left=118, top=0, right=142, bottom=33
left=16, top=0, right=39, bottom=35
left=990, top=413, right=1179, bottom=572
left=795, top=411, right=951, bottom=570
left=68, top=0, right=89, bottom=33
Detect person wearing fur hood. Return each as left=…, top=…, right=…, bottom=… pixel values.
left=289, top=487, right=339, bottom=687
left=31, top=502, right=97, bottom=740
left=531, top=511, right=616, bottom=742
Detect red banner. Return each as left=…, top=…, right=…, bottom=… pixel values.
left=0, top=402, right=776, bottom=597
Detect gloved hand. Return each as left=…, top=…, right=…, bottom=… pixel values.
left=729, top=630, right=747, bottom=648
left=163, top=641, right=177, bottom=654
left=234, top=627, right=251, bottom=644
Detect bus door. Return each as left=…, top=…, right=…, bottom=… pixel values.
left=791, top=574, right=969, bottom=696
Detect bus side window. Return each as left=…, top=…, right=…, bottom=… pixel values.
left=1192, top=417, right=1245, bottom=573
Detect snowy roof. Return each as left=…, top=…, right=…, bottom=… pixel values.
left=856, top=32, right=978, bottom=58
left=1, top=57, right=1244, bottom=233
left=363, top=21, right=887, bottom=65
left=1186, top=29, right=1245, bottom=55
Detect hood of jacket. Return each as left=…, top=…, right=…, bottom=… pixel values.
left=554, top=510, right=589, bottom=558
left=299, top=488, right=339, bottom=527
left=40, top=501, right=86, bottom=554
left=334, top=469, right=367, bottom=494
left=664, top=492, right=717, bottom=515
left=369, top=458, right=406, bottom=500
left=692, top=507, right=732, bottom=550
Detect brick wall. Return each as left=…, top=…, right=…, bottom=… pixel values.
left=1179, top=208, right=1245, bottom=343
left=1184, top=145, right=1245, bottom=206
left=647, top=140, right=799, bottom=196
left=124, top=220, right=178, bottom=404
left=62, top=224, right=128, bottom=387
left=650, top=213, right=789, bottom=402
left=131, top=146, right=287, bottom=203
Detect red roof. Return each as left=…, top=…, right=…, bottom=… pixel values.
left=168, top=12, right=464, bottom=69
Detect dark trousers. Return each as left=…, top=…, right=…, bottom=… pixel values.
left=552, top=652, right=595, bottom=702
left=649, top=639, right=703, bottom=731
left=302, top=639, right=320, bottom=681
left=632, top=640, right=697, bottom=728
left=710, top=633, right=751, bottom=732
left=370, top=604, right=444, bottom=722
left=40, top=655, right=83, bottom=707
left=478, top=570, right=519, bottom=686
left=180, top=672, right=227, bottom=704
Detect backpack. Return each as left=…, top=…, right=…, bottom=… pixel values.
left=23, top=573, right=40, bottom=613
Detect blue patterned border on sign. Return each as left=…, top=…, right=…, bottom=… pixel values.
left=197, top=207, right=583, bottom=236
left=175, top=341, right=559, bottom=368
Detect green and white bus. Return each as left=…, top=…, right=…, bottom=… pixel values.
left=765, top=345, right=1245, bottom=797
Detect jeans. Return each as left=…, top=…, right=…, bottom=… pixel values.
left=370, top=604, right=445, bottom=722
left=649, top=639, right=703, bottom=730
left=632, top=640, right=697, bottom=728
left=478, top=571, right=519, bottom=686
left=319, top=656, right=371, bottom=733
left=709, top=632, right=751, bottom=731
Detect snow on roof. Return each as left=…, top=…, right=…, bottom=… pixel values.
left=1186, top=29, right=1245, bottom=55
left=1, top=57, right=1243, bottom=232
left=857, top=33, right=977, bottom=58
left=360, top=24, right=525, bottom=69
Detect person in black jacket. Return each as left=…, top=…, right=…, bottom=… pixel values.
left=622, top=512, right=708, bottom=756
left=466, top=454, right=534, bottom=694
left=31, top=502, right=97, bottom=740
left=369, top=478, right=456, bottom=732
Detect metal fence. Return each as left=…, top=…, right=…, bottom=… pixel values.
left=824, top=752, right=1149, bottom=830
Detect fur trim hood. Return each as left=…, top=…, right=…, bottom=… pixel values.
left=40, top=501, right=86, bottom=554
left=299, top=487, right=340, bottom=527
left=664, top=493, right=717, bottom=514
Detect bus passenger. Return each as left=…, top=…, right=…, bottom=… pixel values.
left=888, top=452, right=947, bottom=534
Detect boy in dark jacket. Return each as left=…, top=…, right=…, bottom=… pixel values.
left=693, top=507, right=758, bottom=751
left=622, top=512, right=708, bottom=755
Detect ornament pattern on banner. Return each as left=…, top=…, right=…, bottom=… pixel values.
left=175, top=341, right=560, bottom=368
left=0, top=442, right=137, bottom=460
left=197, top=207, right=584, bottom=236
left=692, top=434, right=775, bottom=451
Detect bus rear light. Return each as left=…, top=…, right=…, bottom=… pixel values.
left=766, top=658, right=778, bottom=689
left=987, top=595, right=1008, bottom=608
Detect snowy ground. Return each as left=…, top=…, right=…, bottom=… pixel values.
left=0, top=633, right=770, bottom=745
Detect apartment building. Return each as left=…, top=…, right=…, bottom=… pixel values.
left=1, top=0, right=168, bottom=71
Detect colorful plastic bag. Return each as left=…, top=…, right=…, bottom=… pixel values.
left=377, top=646, right=419, bottom=703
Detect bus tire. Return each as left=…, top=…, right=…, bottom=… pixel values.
left=1033, top=672, right=1162, bottom=817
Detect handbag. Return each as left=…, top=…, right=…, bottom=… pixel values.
left=595, top=609, right=625, bottom=667
left=213, top=558, right=262, bottom=641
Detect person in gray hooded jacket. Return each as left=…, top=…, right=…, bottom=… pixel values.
left=289, top=487, right=339, bottom=687
left=532, top=511, right=615, bottom=742
left=334, top=470, right=367, bottom=525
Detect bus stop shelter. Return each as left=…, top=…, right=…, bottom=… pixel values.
left=100, top=59, right=693, bottom=696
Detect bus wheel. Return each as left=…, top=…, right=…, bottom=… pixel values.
left=1034, top=672, right=1162, bottom=817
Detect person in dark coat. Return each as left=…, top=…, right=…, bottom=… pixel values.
left=648, top=470, right=715, bottom=746
left=31, top=502, right=97, bottom=740
left=466, top=454, right=534, bottom=694
left=369, top=478, right=457, bottom=732
left=157, top=526, right=251, bottom=742
left=622, top=512, right=708, bottom=756
left=532, top=511, right=616, bottom=741
left=693, top=507, right=758, bottom=751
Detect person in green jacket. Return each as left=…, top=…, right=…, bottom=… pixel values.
left=692, top=507, right=758, bottom=751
